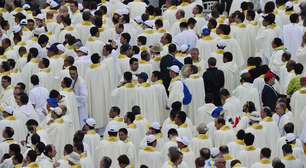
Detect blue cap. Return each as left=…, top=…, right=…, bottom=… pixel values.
left=202, top=28, right=211, bottom=36
left=47, top=98, right=58, bottom=107
left=211, top=107, right=224, bottom=118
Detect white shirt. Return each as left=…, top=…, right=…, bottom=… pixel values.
left=29, top=85, right=49, bottom=117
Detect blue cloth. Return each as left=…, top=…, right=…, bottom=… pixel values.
left=211, top=107, right=224, bottom=118
left=47, top=98, right=58, bottom=107
left=182, top=82, right=192, bottom=105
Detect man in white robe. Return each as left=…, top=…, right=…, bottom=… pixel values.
left=196, top=28, right=217, bottom=64
left=290, top=77, right=306, bottom=134
left=281, top=144, right=304, bottom=168
left=245, top=112, right=267, bottom=149
left=69, top=66, right=88, bottom=127
left=135, top=72, right=161, bottom=122
left=273, top=102, right=293, bottom=136
left=29, top=75, right=48, bottom=122
left=103, top=107, right=126, bottom=138
left=220, top=89, right=243, bottom=120
left=232, top=73, right=261, bottom=110
left=259, top=107, right=280, bottom=156
left=82, top=118, right=100, bottom=159
left=282, top=13, right=304, bottom=58
left=45, top=105, right=73, bottom=159
left=150, top=71, right=168, bottom=120
left=184, top=65, right=205, bottom=123
left=196, top=95, right=216, bottom=126
left=0, top=107, right=25, bottom=142
left=60, top=77, right=80, bottom=131
left=238, top=133, right=261, bottom=167
left=167, top=65, right=184, bottom=107
left=173, top=21, right=198, bottom=49
left=85, top=54, right=111, bottom=128
left=118, top=128, right=137, bottom=166
left=74, top=47, right=91, bottom=78
left=219, top=52, right=239, bottom=92
left=0, top=127, right=18, bottom=160
left=0, top=75, right=15, bottom=108
left=74, top=143, right=94, bottom=168
left=138, top=135, right=163, bottom=168
left=127, top=0, right=147, bottom=20
left=85, top=27, right=104, bottom=56
left=214, top=117, right=235, bottom=147
left=176, top=136, right=195, bottom=168
left=36, top=58, right=56, bottom=91
left=191, top=123, right=212, bottom=158
left=250, top=148, right=273, bottom=168
left=76, top=11, right=94, bottom=44
left=69, top=2, right=82, bottom=25
left=111, top=71, right=138, bottom=115
left=94, top=126, right=125, bottom=168
left=227, top=130, right=246, bottom=158
left=14, top=93, right=39, bottom=126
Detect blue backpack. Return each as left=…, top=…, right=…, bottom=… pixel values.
left=182, top=82, right=192, bottom=105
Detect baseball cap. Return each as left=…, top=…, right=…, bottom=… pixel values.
left=145, top=135, right=157, bottom=144
left=3, top=106, right=14, bottom=115
left=47, top=98, right=59, bottom=107
left=84, top=118, right=96, bottom=127
left=168, top=65, right=180, bottom=73
left=202, top=28, right=211, bottom=36
left=47, top=44, right=59, bottom=52
left=76, top=46, right=89, bottom=55
left=211, top=107, right=224, bottom=118
left=176, top=136, right=190, bottom=146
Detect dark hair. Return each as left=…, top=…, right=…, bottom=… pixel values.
left=90, top=26, right=99, bottom=36
left=131, top=105, right=141, bottom=115
left=176, top=111, right=187, bottom=123
left=244, top=133, right=255, bottom=146
left=284, top=122, right=294, bottom=133
left=41, top=58, right=50, bottom=67
left=282, top=144, right=293, bottom=154
left=74, top=143, right=84, bottom=153
left=27, top=150, right=37, bottom=162
left=294, top=63, right=304, bottom=75
left=64, top=144, right=73, bottom=154
left=4, top=127, right=14, bottom=138
left=208, top=57, right=217, bottom=66
left=36, top=142, right=46, bottom=155
left=168, top=44, right=177, bottom=54
left=117, top=154, right=130, bottom=165
left=220, top=88, right=230, bottom=97
left=9, top=144, right=21, bottom=154
left=62, top=77, right=72, bottom=87
left=119, top=128, right=128, bottom=135
left=30, top=75, right=39, bottom=85
left=110, top=106, right=120, bottom=115
left=236, top=129, right=245, bottom=140
left=129, top=57, right=138, bottom=65
left=1, top=75, right=11, bottom=83
left=91, top=53, right=101, bottom=64
left=121, top=33, right=131, bottom=43
left=223, top=52, right=233, bottom=62
left=19, top=93, right=29, bottom=105
left=152, top=71, right=161, bottom=80
left=290, top=13, right=299, bottom=23
left=261, top=147, right=271, bottom=158
left=137, top=36, right=147, bottom=45
left=167, top=128, right=178, bottom=138
left=126, top=112, right=135, bottom=123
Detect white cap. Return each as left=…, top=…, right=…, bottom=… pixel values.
left=20, top=19, right=27, bottom=25
left=46, top=0, right=52, bottom=4
left=13, top=26, right=22, bottom=33
left=84, top=118, right=96, bottom=127
left=35, top=13, right=45, bottom=20
left=211, top=147, right=220, bottom=157
left=50, top=107, right=63, bottom=116
left=108, top=124, right=119, bottom=133
left=50, top=0, right=59, bottom=8
left=150, top=122, right=161, bottom=130
left=249, top=111, right=260, bottom=121
left=23, top=4, right=31, bottom=10
left=168, top=65, right=180, bottom=73
left=179, top=44, right=189, bottom=52
left=145, top=135, right=157, bottom=144
left=56, top=44, right=65, bottom=52
left=115, top=7, right=129, bottom=15
left=4, top=106, right=14, bottom=115
left=176, top=136, right=190, bottom=146
left=286, top=133, right=296, bottom=142
left=144, top=20, right=155, bottom=28
left=285, top=1, right=294, bottom=9
left=67, top=152, right=80, bottom=165
left=77, top=46, right=89, bottom=54
left=217, top=40, right=227, bottom=48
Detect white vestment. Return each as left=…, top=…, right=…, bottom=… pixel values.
left=60, top=89, right=80, bottom=131
left=290, top=88, right=306, bottom=134
left=190, top=134, right=213, bottom=158
left=214, top=125, right=235, bottom=147
left=196, top=103, right=216, bottom=126
left=245, top=124, right=267, bottom=149
left=111, top=83, right=137, bottom=116
left=282, top=23, right=304, bottom=58
left=220, top=61, right=239, bottom=92
left=85, top=64, right=112, bottom=128
left=232, top=82, right=261, bottom=110
left=238, top=146, right=261, bottom=168
left=223, top=96, right=243, bottom=120
left=29, top=85, right=49, bottom=122
left=184, top=74, right=205, bottom=123
left=0, top=117, right=26, bottom=142
left=196, top=37, right=217, bottom=64
left=137, top=147, right=163, bottom=168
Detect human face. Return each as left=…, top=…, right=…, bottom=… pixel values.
left=151, top=74, right=157, bottom=82
left=169, top=71, right=177, bottom=78
left=50, top=146, right=57, bottom=158
left=69, top=70, right=78, bottom=79
left=130, top=61, right=139, bottom=71
left=275, top=104, right=285, bottom=116
left=70, top=3, right=78, bottom=13
left=118, top=131, right=127, bottom=141
left=1, top=78, right=10, bottom=89
left=15, top=95, right=22, bottom=106
left=190, top=50, right=199, bottom=60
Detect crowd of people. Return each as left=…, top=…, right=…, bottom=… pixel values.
left=0, top=0, right=306, bottom=167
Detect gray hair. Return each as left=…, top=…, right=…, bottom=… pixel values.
left=197, top=123, right=208, bottom=134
